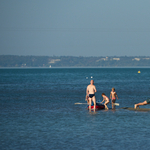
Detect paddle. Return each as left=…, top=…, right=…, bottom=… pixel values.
left=113, top=103, right=119, bottom=106
left=74, top=102, right=88, bottom=105
left=75, top=102, right=119, bottom=106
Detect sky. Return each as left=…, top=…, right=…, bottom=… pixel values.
left=0, top=0, right=150, bottom=57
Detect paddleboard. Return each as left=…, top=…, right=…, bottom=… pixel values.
left=121, top=107, right=150, bottom=111
left=88, top=103, right=105, bottom=110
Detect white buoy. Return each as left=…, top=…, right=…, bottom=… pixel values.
left=86, top=77, right=88, bottom=79
left=91, top=76, right=93, bottom=78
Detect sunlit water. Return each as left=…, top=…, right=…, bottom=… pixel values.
left=0, top=68, right=150, bottom=150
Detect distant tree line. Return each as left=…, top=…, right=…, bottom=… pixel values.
left=0, top=55, right=150, bottom=67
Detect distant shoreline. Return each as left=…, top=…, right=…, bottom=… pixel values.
left=0, top=55, right=150, bottom=68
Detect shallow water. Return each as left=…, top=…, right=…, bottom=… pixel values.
left=0, top=68, right=150, bottom=150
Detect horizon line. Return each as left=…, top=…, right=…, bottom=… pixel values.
left=0, top=55, right=150, bottom=57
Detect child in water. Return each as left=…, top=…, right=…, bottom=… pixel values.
left=101, top=93, right=109, bottom=109
left=85, top=94, right=89, bottom=104
left=110, top=87, right=119, bottom=109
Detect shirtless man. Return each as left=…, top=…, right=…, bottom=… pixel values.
left=86, top=80, right=97, bottom=111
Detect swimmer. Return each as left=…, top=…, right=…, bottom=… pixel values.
left=101, top=93, right=109, bottom=110
left=134, top=98, right=150, bottom=109
left=110, top=87, right=119, bottom=109
left=86, top=80, right=97, bottom=111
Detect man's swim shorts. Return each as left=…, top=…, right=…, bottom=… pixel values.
left=89, top=94, right=95, bottom=98
left=146, top=98, right=150, bottom=104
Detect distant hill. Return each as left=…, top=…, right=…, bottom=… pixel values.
left=0, top=55, right=150, bottom=67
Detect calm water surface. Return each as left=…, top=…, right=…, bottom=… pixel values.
left=0, top=68, right=150, bottom=150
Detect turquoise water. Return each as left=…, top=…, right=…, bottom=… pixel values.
left=0, top=68, right=150, bottom=150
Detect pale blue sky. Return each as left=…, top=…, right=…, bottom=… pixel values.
left=0, top=0, right=150, bottom=56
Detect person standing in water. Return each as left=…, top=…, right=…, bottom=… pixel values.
left=110, top=87, right=119, bottom=109
left=86, top=80, right=97, bottom=111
